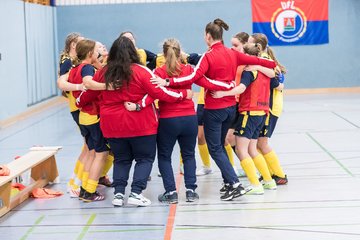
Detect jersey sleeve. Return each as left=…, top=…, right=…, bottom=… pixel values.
left=81, top=64, right=95, bottom=77
left=59, top=59, right=72, bottom=75
left=136, top=94, right=155, bottom=108
left=270, top=77, right=280, bottom=89
left=235, top=51, right=276, bottom=69
left=240, top=71, right=256, bottom=87
left=140, top=68, right=188, bottom=103
left=169, top=54, right=209, bottom=87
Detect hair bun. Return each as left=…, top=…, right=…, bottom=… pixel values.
left=213, top=18, right=229, bottom=31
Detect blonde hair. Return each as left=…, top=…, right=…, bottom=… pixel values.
left=163, top=38, right=182, bottom=77
left=59, top=32, right=81, bottom=63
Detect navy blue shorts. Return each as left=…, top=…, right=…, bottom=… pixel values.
left=233, top=114, right=266, bottom=139
left=259, top=113, right=278, bottom=138
left=80, top=122, right=108, bottom=152
left=70, top=110, right=80, bottom=127
left=196, top=104, right=205, bottom=126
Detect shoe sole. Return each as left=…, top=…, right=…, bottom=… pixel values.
left=220, top=195, right=234, bottom=201
left=112, top=201, right=124, bottom=207
left=128, top=200, right=151, bottom=207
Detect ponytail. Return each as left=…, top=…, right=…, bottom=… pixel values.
left=267, top=47, right=287, bottom=74
left=163, top=38, right=182, bottom=77
left=205, top=18, right=229, bottom=41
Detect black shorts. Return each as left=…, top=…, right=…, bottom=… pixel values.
left=259, top=113, right=278, bottom=138
left=196, top=104, right=205, bottom=126
left=80, top=122, right=108, bottom=152
left=234, top=114, right=266, bottom=139
left=70, top=110, right=80, bottom=127
left=229, top=103, right=240, bottom=129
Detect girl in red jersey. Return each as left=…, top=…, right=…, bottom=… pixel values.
left=69, top=39, right=109, bottom=202
left=154, top=38, right=199, bottom=203
left=212, top=43, right=277, bottom=195
left=151, top=18, right=276, bottom=201
left=96, top=36, right=191, bottom=207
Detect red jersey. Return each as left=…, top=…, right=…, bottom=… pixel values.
left=69, top=63, right=98, bottom=115
left=238, top=71, right=270, bottom=113
left=168, top=42, right=276, bottom=110
left=99, top=64, right=188, bottom=138
left=154, top=64, right=195, bottom=118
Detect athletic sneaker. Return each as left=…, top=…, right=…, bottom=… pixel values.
left=196, top=166, right=213, bottom=176
left=263, top=179, right=277, bottom=190
left=220, top=183, right=246, bottom=201
left=128, top=192, right=151, bottom=207
left=78, top=187, right=86, bottom=200
left=273, top=174, right=288, bottom=185
left=186, top=189, right=199, bottom=202
left=245, top=185, right=264, bottom=195
left=98, top=176, right=112, bottom=187
left=112, top=193, right=124, bottom=207
left=69, top=187, right=80, bottom=198
left=219, top=183, right=231, bottom=196
left=158, top=191, right=178, bottom=204
left=82, top=191, right=105, bottom=202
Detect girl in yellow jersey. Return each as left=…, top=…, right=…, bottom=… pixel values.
left=249, top=33, right=288, bottom=185
left=57, top=33, right=91, bottom=197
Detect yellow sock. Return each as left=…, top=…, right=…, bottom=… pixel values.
left=253, top=154, right=272, bottom=182
left=198, top=144, right=211, bottom=168
left=180, top=154, right=183, bottom=165
left=225, top=144, right=235, bottom=166
left=86, top=179, right=98, bottom=193
left=82, top=172, right=89, bottom=189
left=75, top=162, right=84, bottom=186
left=266, top=162, right=274, bottom=175
left=264, top=150, right=285, bottom=178
left=101, top=153, right=114, bottom=177
left=241, top=158, right=260, bottom=186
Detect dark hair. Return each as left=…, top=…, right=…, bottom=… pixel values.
left=105, top=36, right=140, bottom=89
left=233, top=32, right=249, bottom=44
left=205, top=18, right=229, bottom=41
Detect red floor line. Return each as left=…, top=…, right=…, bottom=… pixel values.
left=164, top=171, right=183, bottom=240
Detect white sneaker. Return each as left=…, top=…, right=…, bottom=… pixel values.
left=128, top=192, right=151, bottom=207
left=245, top=185, right=264, bottom=195
left=112, top=193, right=124, bottom=207
left=69, top=188, right=80, bottom=198
left=263, top=179, right=277, bottom=190
left=196, top=166, right=213, bottom=176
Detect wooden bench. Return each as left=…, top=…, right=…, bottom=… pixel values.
left=0, top=146, right=62, bottom=218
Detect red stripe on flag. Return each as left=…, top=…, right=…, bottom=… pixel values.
left=252, top=0, right=328, bottom=22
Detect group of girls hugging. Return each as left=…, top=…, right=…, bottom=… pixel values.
left=57, top=18, right=288, bottom=207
